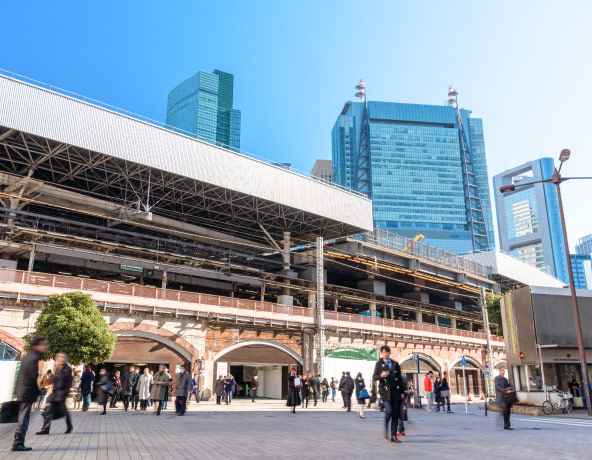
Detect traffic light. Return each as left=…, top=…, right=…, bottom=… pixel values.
left=519, top=352, right=525, bottom=359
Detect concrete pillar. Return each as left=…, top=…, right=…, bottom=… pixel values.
left=307, top=291, right=316, bottom=309
left=383, top=305, right=388, bottom=319
left=369, top=302, right=377, bottom=317
left=282, top=232, right=291, bottom=296
left=260, top=284, right=265, bottom=301
left=161, top=267, right=167, bottom=290
left=451, top=317, right=457, bottom=329
left=390, top=306, right=394, bottom=320
left=416, top=311, right=423, bottom=324
left=27, top=244, right=35, bottom=272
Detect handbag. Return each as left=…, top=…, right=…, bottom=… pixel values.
left=440, top=390, right=450, bottom=398
left=358, top=388, right=370, bottom=400
left=503, top=391, right=518, bottom=405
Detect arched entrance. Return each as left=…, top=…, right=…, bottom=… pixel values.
left=450, top=356, right=485, bottom=396
left=214, top=340, right=302, bottom=400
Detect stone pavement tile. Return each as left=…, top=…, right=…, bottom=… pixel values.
left=0, top=401, right=590, bottom=459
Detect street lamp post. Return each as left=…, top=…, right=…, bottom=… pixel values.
left=500, top=149, right=592, bottom=416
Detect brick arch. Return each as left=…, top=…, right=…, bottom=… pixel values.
left=0, top=329, right=25, bottom=352
left=108, top=321, right=200, bottom=365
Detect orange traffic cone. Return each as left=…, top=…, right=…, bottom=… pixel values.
left=480, top=392, right=485, bottom=400
left=467, top=393, right=472, bottom=402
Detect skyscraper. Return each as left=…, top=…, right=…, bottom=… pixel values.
left=570, top=253, right=592, bottom=290
left=493, top=158, right=569, bottom=283
left=576, top=234, right=592, bottom=256
left=331, top=90, right=494, bottom=254
left=166, top=69, right=241, bottom=151
left=311, top=159, right=332, bottom=182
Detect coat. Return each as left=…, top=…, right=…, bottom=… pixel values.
left=51, top=364, right=73, bottom=402
left=286, top=374, right=301, bottom=407
left=341, top=376, right=355, bottom=394
left=80, top=369, right=95, bottom=395
left=150, top=371, right=171, bottom=401
left=308, top=376, right=319, bottom=395
left=355, top=377, right=368, bottom=403
left=122, top=371, right=139, bottom=396
left=495, top=374, right=512, bottom=407
left=96, top=373, right=111, bottom=405
left=372, top=359, right=405, bottom=403
left=138, top=373, right=153, bottom=400
left=15, top=350, right=42, bottom=402
left=424, top=375, right=433, bottom=392
left=176, top=372, right=193, bottom=397
left=215, top=379, right=223, bottom=395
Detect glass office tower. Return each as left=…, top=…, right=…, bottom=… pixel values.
left=332, top=101, right=494, bottom=254
left=493, top=158, right=569, bottom=283
left=576, top=234, right=592, bottom=256
left=166, top=69, right=241, bottom=151
left=571, top=254, right=592, bottom=290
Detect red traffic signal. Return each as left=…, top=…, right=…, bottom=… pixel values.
left=519, top=352, right=525, bottom=359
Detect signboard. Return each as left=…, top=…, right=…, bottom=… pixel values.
left=216, top=362, right=228, bottom=378
left=412, top=354, right=420, bottom=361
left=484, top=370, right=490, bottom=376
left=120, top=264, right=143, bottom=273
left=175, top=365, right=181, bottom=374
left=461, top=356, right=467, bottom=366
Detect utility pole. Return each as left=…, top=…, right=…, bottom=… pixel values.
left=480, top=287, right=494, bottom=399
left=316, top=237, right=325, bottom=378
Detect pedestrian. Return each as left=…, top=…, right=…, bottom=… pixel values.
left=301, top=374, right=311, bottom=408
left=190, top=373, right=200, bottom=403
left=96, top=368, right=112, bottom=415
left=122, top=365, right=139, bottom=411
left=175, top=365, right=193, bottom=416
left=215, top=375, right=224, bottom=405
left=36, top=352, right=73, bottom=436
left=424, top=370, right=434, bottom=411
left=80, top=365, right=95, bottom=411
left=341, top=371, right=355, bottom=412
left=339, top=372, right=346, bottom=407
left=580, top=379, right=587, bottom=408
left=286, top=369, right=301, bottom=414
left=224, top=375, right=235, bottom=405
left=35, top=369, right=53, bottom=411
left=495, top=367, right=515, bottom=430
left=138, top=368, right=152, bottom=411
left=109, top=370, right=122, bottom=408
left=440, top=371, right=452, bottom=413
left=162, top=367, right=173, bottom=410
left=373, top=345, right=405, bottom=443
left=406, top=379, right=415, bottom=406
left=132, top=367, right=141, bottom=410
left=12, top=336, right=47, bottom=452
left=250, top=374, right=258, bottom=402
left=309, top=373, right=319, bottom=406
left=397, top=374, right=409, bottom=438
left=355, top=372, right=369, bottom=419
left=330, top=377, right=337, bottom=402
left=72, top=370, right=82, bottom=410
left=150, top=364, right=170, bottom=415
left=321, top=378, right=329, bottom=403
left=434, top=376, right=442, bottom=412
left=148, top=369, right=154, bottom=406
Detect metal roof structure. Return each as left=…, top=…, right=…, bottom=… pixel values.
left=0, top=73, right=372, bottom=248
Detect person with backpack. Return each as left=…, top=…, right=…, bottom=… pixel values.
left=321, top=378, right=329, bottom=403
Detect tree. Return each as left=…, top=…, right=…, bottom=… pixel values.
left=485, top=292, right=503, bottom=337
left=27, top=292, right=116, bottom=365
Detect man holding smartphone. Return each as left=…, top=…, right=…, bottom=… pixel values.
left=373, top=345, right=405, bottom=443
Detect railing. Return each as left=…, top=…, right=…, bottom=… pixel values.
left=0, top=68, right=367, bottom=200
left=354, top=229, right=490, bottom=278
left=0, top=269, right=502, bottom=343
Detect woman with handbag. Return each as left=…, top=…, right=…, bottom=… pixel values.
left=301, top=374, right=311, bottom=408
left=434, top=376, right=443, bottom=412
left=286, top=369, right=301, bottom=414
left=440, top=372, right=452, bottom=413
left=355, top=372, right=370, bottom=419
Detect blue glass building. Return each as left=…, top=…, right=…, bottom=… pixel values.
left=576, top=234, right=592, bottom=256
left=493, top=158, right=569, bottom=283
left=571, top=254, right=591, bottom=290
left=332, top=100, right=494, bottom=254
left=166, top=70, right=241, bottom=151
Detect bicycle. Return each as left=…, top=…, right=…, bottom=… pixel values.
left=541, top=390, right=573, bottom=415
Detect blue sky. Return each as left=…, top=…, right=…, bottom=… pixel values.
left=1, top=1, right=591, bottom=250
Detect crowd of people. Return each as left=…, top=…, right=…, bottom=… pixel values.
left=10, top=337, right=517, bottom=451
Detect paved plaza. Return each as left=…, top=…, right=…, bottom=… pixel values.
left=1, top=400, right=590, bottom=459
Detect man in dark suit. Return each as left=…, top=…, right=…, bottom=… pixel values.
left=341, top=372, right=355, bottom=412
left=122, top=366, right=139, bottom=411
left=80, top=365, right=95, bottom=411
left=12, top=336, right=47, bottom=452
left=373, top=345, right=405, bottom=443
left=495, top=367, right=513, bottom=430
left=37, top=352, right=73, bottom=435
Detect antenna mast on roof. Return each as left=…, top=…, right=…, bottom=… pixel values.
left=355, top=78, right=366, bottom=104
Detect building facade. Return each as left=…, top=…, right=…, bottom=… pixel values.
left=166, top=69, right=241, bottom=151
left=311, top=159, right=332, bottom=182
left=576, top=234, right=592, bottom=256
left=571, top=253, right=592, bottom=290
left=493, top=158, right=569, bottom=284
left=332, top=101, right=494, bottom=254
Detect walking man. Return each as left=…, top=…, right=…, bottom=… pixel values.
left=309, top=373, right=319, bottom=406
left=330, top=377, right=337, bottom=402
left=373, top=345, right=405, bottom=443
left=341, top=372, right=355, bottom=412
left=12, top=336, right=47, bottom=452
left=424, top=370, right=434, bottom=411
left=251, top=374, right=258, bottom=402
left=495, top=367, right=514, bottom=430
left=132, top=367, right=141, bottom=410
left=175, top=365, right=193, bottom=416
left=37, top=352, right=73, bottom=436
left=150, top=364, right=170, bottom=415
left=109, top=370, right=122, bottom=408
left=80, top=365, right=95, bottom=411
left=122, top=365, right=139, bottom=411
left=339, top=372, right=346, bottom=407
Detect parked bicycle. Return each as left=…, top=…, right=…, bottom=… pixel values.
left=541, top=390, right=573, bottom=415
